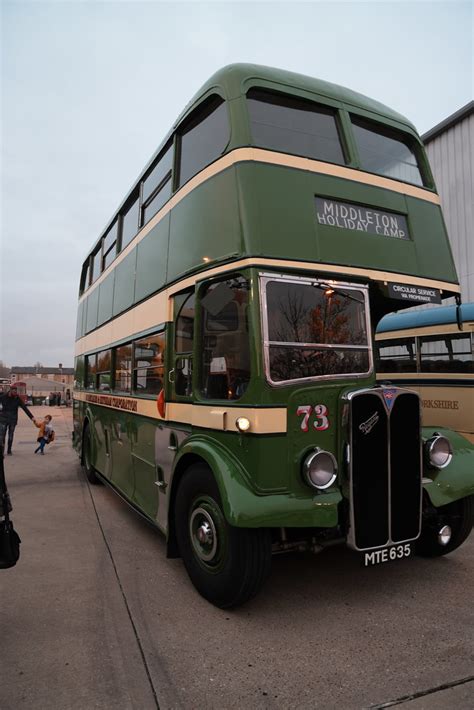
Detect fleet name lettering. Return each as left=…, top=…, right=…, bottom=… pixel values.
left=423, top=399, right=459, bottom=410
left=85, top=393, right=138, bottom=412
left=315, top=197, right=409, bottom=240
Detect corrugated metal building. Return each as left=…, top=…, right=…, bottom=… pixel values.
left=422, top=101, right=474, bottom=302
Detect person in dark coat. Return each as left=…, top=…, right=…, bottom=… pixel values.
left=0, top=386, right=36, bottom=455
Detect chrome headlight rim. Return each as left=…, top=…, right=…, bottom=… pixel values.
left=302, top=447, right=338, bottom=490
left=425, top=433, right=453, bottom=469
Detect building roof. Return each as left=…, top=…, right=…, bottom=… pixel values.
left=422, top=101, right=474, bottom=144
left=19, top=377, right=68, bottom=391
left=11, top=366, right=74, bottom=375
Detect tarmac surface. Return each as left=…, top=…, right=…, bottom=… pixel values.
left=1, top=406, right=473, bottom=710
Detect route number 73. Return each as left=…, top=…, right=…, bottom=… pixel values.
left=296, top=404, right=330, bottom=432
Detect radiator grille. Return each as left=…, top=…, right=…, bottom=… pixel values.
left=348, top=388, right=422, bottom=551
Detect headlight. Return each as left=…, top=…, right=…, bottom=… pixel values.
left=235, top=417, right=251, bottom=432
left=302, top=448, right=337, bottom=489
left=425, top=433, right=452, bottom=469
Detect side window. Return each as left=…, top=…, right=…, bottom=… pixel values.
left=90, top=247, right=101, bottom=284
left=85, top=354, right=97, bottom=390
left=120, top=192, right=140, bottom=250
left=174, top=291, right=195, bottom=396
left=97, top=350, right=112, bottom=391
left=141, top=141, right=173, bottom=226
left=376, top=338, right=417, bottom=373
left=419, top=334, right=473, bottom=373
left=80, top=259, right=90, bottom=294
left=102, top=221, right=118, bottom=271
left=178, top=97, right=229, bottom=188
left=200, top=276, right=250, bottom=400
left=133, top=332, right=165, bottom=395
left=114, top=344, right=132, bottom=393
left=175, top=291, right=196, bottom=352
left=74, top=356, right=85, bottom=390
left=247, top=88, right=345, bottom=165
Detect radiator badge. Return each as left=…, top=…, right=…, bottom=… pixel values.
left=359, top=411, right=379, bottom=435
left=382, top=388, right=397, bottom=411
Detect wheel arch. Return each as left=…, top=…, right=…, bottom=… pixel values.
left=422, top=427, right=474, bottom=508
left=80, top=415, right=91, bottom=464
left=166, top=437, right=257, bottom=558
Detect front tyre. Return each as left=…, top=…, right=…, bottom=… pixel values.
left=82, top=424, right=102, bottom=485
left=415, top=495, right=473, bottom=557
left=175, top=464, right=271, bottom=608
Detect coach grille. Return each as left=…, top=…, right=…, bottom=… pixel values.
left=347, top=388, right=422, bottom=551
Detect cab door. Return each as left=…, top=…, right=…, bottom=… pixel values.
left=170, top=289, right=196, bottom=402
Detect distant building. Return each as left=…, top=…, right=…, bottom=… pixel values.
left=10, top=364, right=74, bottom=387
left=19, top=376, right=71, bottom=404
left=422, top=101, right=474, bottom=301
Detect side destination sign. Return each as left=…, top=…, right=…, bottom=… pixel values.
left=315, top=197, right=409, bottom=240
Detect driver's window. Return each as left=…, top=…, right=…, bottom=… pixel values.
left=200, top=276, right=250, bottom=400
left=174, top=290, right=195, bottom=397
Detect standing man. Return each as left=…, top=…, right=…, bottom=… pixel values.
left=0, top=386, right=36, bottom=455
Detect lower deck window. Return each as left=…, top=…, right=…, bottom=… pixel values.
left=420, top=333, right=473, bottom=373
left=114, top=344, right=132, bottom=392
left=376, top=338, right=417, bottom=373
left=133, top=333, right=165, bottom=394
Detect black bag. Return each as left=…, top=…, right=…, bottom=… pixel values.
left=0, top=441, right=21, bottom=569
left=0, top=516, right=21, bottom=569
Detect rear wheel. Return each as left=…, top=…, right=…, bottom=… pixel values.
left=415, top=495, right=473, bottom=557
left=82, top=424, right=101, bottom=485
left=175, top=464, right=271, bottom=608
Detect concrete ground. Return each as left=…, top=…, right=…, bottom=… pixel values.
left=1, top=406, right=473, bottom=710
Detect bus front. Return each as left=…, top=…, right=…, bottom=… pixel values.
left=178, top=66, right=473, bottom=605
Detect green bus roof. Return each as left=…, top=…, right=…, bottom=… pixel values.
left=177, top=63, right=417, bottom=132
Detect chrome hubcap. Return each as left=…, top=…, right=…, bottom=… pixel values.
left=190, top=507, right=218, bottom=562
left=438, top=524, right=452, bottom=546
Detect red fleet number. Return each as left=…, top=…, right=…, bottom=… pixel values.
left=296, top=404, right=330, bottom=432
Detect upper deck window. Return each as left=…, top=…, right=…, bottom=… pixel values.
left=178, top=97, right=229, bottom=188
left=351, top=117, right=425, bottom=186
left=247, top=89, right=345, bottom=165
left=121, top=193, right=140, bottom=250
left=141, top=141, right=173, bottom=225
left=102, top=221, right=118, bottom=271
left=80, top=260, right=90, bottom=294
left=262, top=276, right=370, bottom=384
left=90, top=247, right=101, bottom=285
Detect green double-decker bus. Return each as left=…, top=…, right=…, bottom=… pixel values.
left=74, top=64, right=474, bottom=607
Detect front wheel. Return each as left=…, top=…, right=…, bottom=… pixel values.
left=415, top=495, right=473, bottom=557
left=82, top=424, right=101, bottom=485
left=175, top=464, right=271, bottom=608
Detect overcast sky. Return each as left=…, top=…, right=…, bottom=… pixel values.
left=1, top=0, right=472, bottom=368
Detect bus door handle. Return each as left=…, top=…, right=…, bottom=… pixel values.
left=168, top=369, right=175, bottom=383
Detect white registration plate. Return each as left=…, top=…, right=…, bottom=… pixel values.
left=364, top=543, right=411, bottom=566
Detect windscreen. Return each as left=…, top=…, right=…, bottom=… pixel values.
left=263, top=278, right=371, bottom=383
